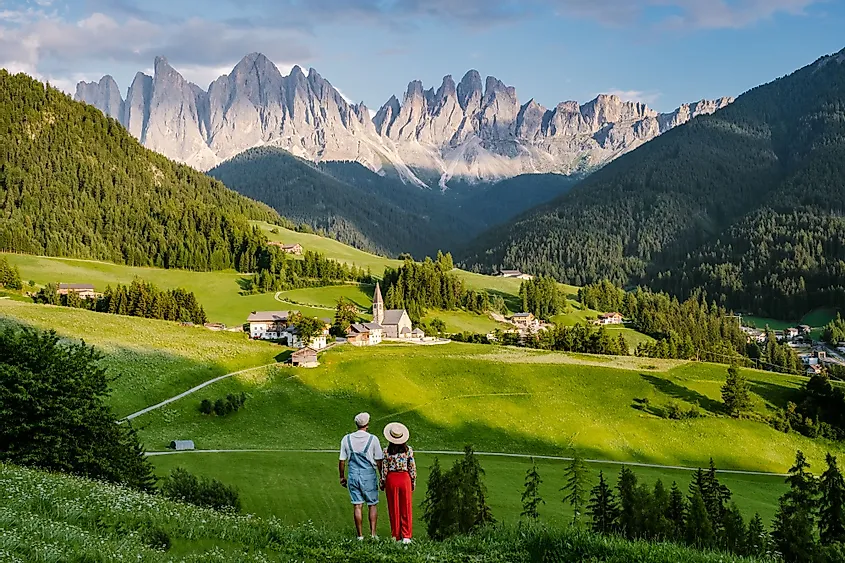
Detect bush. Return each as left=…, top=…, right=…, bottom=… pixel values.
left=160, top=467, right=241, bottom=512
left=139, top=525, right=171, bottom=551
left=205, top=393, right=247, bottom=417
left=199, top=399, right=213, bottom=415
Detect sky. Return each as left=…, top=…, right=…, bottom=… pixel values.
left=1, top=0, right=843, bottom=112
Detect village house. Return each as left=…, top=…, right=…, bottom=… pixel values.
left=806, top=363, right=824, bottom=376
left=498, top=269, right=534, bottom=280
left=786, top=327, right=800, bottom=340
left=268, top=241, right=303, bottom=255
left=283, top=325, right=330, bottom=350
left=372, top=283, right=414, bottom=339
left=291, top=347, right=319, bottom=368
left=411, top=328, right=426, bottom=340
left=247, top=311, right=291, bottom=340
left=346, top=322, right=384, bottom=346
left=57, top=283, right=99, bottom=300
left=596, top=312, right=624, bottom=326
left=799, top=325, right=812, bottom=336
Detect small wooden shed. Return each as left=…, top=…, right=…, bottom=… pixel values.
left=169, top=440, right=195, bottom=451
left=291, top=347, right=319, bottom=368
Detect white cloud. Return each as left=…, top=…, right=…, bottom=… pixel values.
left=606, top=89, right=663, bottom=106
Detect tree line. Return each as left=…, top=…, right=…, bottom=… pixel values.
left=34, top=279, right=208, bottom=325
left=579, top=281, right=801, bottom=373
left=519, top=276, right=569, bottom=320
left=382, top=253, right=505, bottom=321
left=244, top=249, right=372, bottom=294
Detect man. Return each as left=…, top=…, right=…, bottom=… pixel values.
left=339, top=412, right=384, bottom=539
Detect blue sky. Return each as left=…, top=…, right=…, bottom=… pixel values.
left=1, top=0, right=843, bottom=112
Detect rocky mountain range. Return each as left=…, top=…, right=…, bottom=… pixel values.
left=76, top=53, right=732, bottom=187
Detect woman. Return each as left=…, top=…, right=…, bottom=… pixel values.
left=381, top=422, right=415, bottom=543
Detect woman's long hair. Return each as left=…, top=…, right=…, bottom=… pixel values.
left=387, top=442, right=408, bottom=456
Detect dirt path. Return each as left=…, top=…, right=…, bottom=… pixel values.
left=121, top=362, right=284, bottom=422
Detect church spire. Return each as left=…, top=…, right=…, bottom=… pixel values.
left=373, top=282, right=385, bottom=325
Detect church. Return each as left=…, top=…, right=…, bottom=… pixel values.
left=372, top=282, right=413, bottom=339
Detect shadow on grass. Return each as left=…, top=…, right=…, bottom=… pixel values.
left=640, top=373, right=723, bottom=415
left=488, top=289, right=521, bottom=312
left=749, top=381, right=802, bottom=411
left=236, top=277, right=254, bottom=293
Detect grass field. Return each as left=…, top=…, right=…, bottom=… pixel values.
left=150, top=451, right=788, bottom=535
left=742, top=307, right=839, bottom=332
left=1, top=462, right=765, bottom=563
left=0, top=300, right=283, bottom=418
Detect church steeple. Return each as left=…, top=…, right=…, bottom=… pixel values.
left=373, top=282, right=385, bottom=325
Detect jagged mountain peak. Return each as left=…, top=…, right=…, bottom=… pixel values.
left=75, top=53, right=733, bottom=187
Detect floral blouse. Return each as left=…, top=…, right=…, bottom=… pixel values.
left=381, top=447, right=417, bottom=486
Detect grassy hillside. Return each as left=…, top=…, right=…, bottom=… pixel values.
left=0, top=300, right=283, bottom=417
left=0, top=71, right=279, bottom=271
left=0, top=462, right=765, bottom=563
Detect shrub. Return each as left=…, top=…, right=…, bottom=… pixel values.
left=199, top=399, right=213, bottom=415
left=666, top=401, right=683, bottom=420
left=160, top=467, right=241, bottom=512
left=140, top=525, right=171, bottom=551
left=205, top=393, right=247, bottom=417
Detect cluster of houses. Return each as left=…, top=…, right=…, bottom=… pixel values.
left=246, top=283, right=427, bottom=367
left=267, top=241, right=303, bottom=255
left=740, top=324, right=813, bottom=345
left=57, top=283, right=100, bottom=300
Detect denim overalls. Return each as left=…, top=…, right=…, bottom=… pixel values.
left=346, top=434, right=379, bottom=505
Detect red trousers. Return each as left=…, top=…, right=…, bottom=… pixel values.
left=385, top=471, right=413, bottom=540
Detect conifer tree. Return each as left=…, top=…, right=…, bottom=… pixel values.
left=722, top=365, right=752, bottom=417
left=648, top=479, right=672, bottom=540
left=587, top=471, right=619, bottom=534
left=617, top=467, right=640, bottom=538
left=561, top=451, right=589, bottom=526
left=773, top=450, right=819, bottom=562
left=819, top=453, right=845, bottom=545
left=722, top=502, right=747, bottom=555
left=685, top=489, right=716, bottom=548
left=667, top=482, right=687, bottom=540
left=521, top=459, right=544, bottom=520
left=746, top=513, right=769, bottom=557
left=421, top=458, right=453, bottom=540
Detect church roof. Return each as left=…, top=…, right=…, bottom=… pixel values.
left=373, top=282, right=384, bottom=306
left=382, top=309, right=407, bottom=325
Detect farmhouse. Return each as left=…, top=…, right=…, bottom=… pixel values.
left=372, top=283, right=414, bottom=339
left=284, top=325, right=329, bottom=350
left=347, top=322, right=384, bottom=346
left=57, top=283, right=98, bottom=300
left=291, top=347, right=319, bottom=368
left=268, top=241, right=303, bottom=255
left=596, top=312, right=624, bottom=325
left=499, top=269, right=534, bottom=280
left=786, top=327, right=799, bottom=340
left=799, top=325, right=812, bottom=335
left=247, top=311, right=291, bottom=340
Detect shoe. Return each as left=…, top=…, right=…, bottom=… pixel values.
left=402, top=538, right=413, bottom=544
left=371, top=535, right=379, bottom=540
left=357, top=536, right=364, bottom=541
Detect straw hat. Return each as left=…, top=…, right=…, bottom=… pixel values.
left=383, top=422, right=410, bottom=444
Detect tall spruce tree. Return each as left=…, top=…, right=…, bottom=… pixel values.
left=587, top=471, right=619, bottom=534
left=521, top=460, right=544, bottom=520
left=562, top=452, right=589, bottom=526
left=421, top=458, right=453, bottom=540
left=722, top=503, right=747, bottom=555
left=648, top=480, right=673, bottom=540
left=773, top=450, right=819, bottom=562
left=667, top=482, right=687, bottom=541
left=617, top=467, right=641, bottom=538
left=685, top=489, right=716, bottom=549
left=819, top=453, right=845, bottom=545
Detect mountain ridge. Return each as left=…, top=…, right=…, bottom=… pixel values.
left=75, top=53, right=732, bottom=187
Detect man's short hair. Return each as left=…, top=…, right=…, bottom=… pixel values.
left=354, top=412, right=370, bottom=428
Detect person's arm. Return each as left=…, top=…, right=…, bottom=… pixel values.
left=409, top=448, right=416, bottom=491
left=339, top=438, right=348, bottom=487
left=378, top=458, right=385, bottom=489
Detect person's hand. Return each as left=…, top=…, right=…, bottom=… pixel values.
left=379, top=479, right=385, bottom=491
left=340, top=477, right=348, bottom=488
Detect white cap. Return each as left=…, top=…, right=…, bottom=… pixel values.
left=354, top=412, right=370, bottom=427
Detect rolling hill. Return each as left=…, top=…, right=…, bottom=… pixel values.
left=460, top=47, right=845, bottom=320
left=0, top=71, right=283, bottom=272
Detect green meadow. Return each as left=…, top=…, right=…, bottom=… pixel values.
left=1, top=300, right=832, bottom=541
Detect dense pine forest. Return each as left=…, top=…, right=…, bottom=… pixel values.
left=245, top=249, right=372, bottom=293
left=460, top=48, right=845, bottom=320
left=0, top=71, right=283, bottom=272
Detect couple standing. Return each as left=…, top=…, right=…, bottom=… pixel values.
left=339, top=412, right=415, bottom=543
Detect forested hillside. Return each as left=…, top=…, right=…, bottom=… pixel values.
left=209, top=147, right=577, bottom=257
left=460, top=48, right=845, bottom=318
left=0, top=71, right=282, bottom=272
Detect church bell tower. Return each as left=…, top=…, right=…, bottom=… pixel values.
left=373, top=282, right=385, bottom=325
